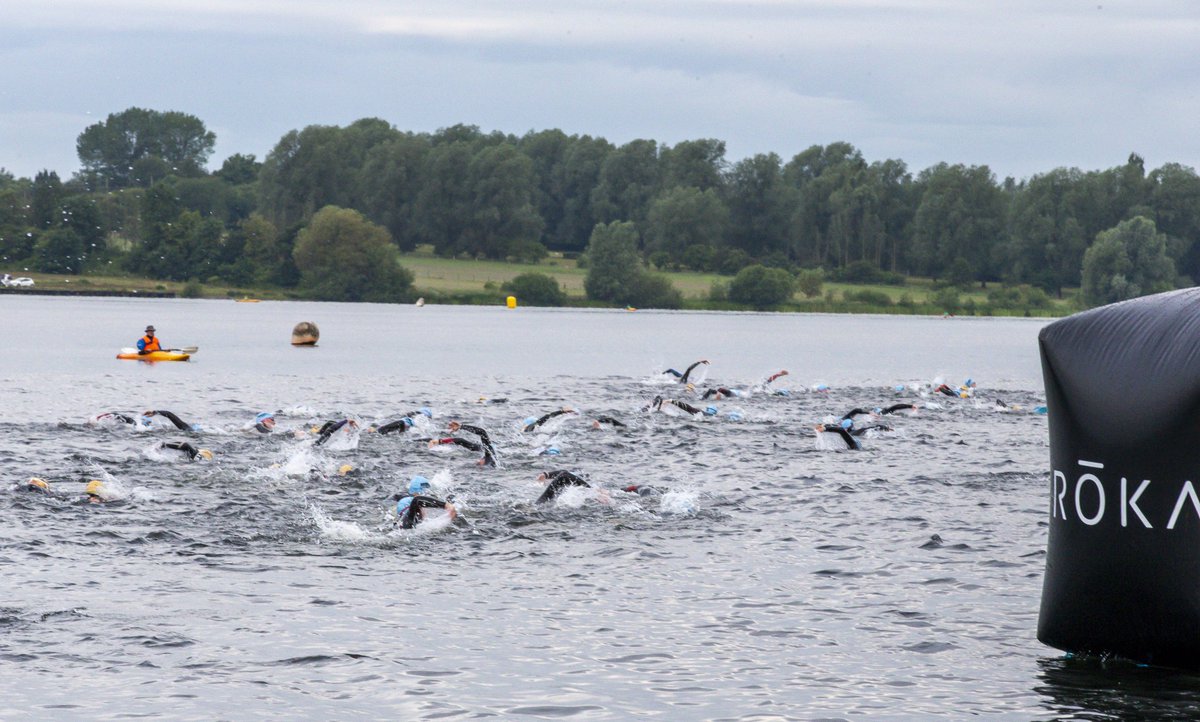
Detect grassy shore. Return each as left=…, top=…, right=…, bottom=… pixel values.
left=3, top=252, right=1079, bottom=317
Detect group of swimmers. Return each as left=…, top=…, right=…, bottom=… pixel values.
left=20, top=359, right=1004, bottom=525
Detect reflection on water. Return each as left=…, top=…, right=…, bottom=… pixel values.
left=3, top=297, right=1197, bottom=718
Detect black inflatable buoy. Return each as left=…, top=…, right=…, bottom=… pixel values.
left=1038, top=288, right=1200, bottom=668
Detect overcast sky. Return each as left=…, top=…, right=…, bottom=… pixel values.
left=2, top=0, right=1197, bottom=182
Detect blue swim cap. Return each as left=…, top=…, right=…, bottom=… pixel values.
left=839, top=418, right=853, bottom=430
left=815, top=384, right=830, bottom=391
left=894, top=385, right=906, bottom=392
left=396, top=497, right=413, bottom=515
left=541, top=446, right=561, bottom=456
left=401, top=417, right=414, bottom=428
left=255, top=412, right=274, bottom=423
left=965, top=378, right=975, bottom=387
left=726, top=411, right=743, bottom=421
left=418, top=407, right=432, bottom=418
left=872, top=407, right=882, bottom=415
left=523, top=416, right=538, bottom=427
left=704, top=406, right=718, bottom=416
left=408, top=476, right=430, bottom=494
left=1035, top=406, right=1048, bottom=415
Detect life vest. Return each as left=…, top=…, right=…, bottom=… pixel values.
left=140, top=335, right=161, bottom=352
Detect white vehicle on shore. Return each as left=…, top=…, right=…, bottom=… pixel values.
left=1, top=274, right=34, bottom=287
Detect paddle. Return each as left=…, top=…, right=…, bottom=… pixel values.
left=169, top=346, right=199, bottom=354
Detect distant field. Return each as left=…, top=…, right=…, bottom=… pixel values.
left=6, top=255, right=1080, bottom=316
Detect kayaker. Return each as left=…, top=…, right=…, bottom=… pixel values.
left=137, top=325, right=162, bottom=355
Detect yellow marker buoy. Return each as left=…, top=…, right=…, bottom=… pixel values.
left=506, top=296, right=517, bottom=309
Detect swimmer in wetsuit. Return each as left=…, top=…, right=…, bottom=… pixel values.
left=376, top=408, right=433, bottom=435
left=536, top=469, right=590, bottom=504
left=662, top=359, right=709, bottom=384
left=251, top=412, right=276, bottom=434
left=143, top=410, right=198, bottom=431
left=447, top=421, right=497, bottom=466
left=158, top=441, right=213, bottom=460
left=92, top=412, right=139, bottom=425
left=934, top=384, right=962, bottom=398
left=314, top=419, right=359, bottom=446
left=649, top=396, right=714, bottom=417
left=84, top=479, right=107, bottom=503
left=393, top=476, right=458, bottom=529
left=814, top=420, right=861, bottom=450
left=592, top=415, right=627, bottom=430
left=700, top=387, right=741, bottom=401
left=522, top=408, right=576, bottom=432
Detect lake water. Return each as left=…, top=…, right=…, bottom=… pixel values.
left=2, top=296, right=1198, bottom=720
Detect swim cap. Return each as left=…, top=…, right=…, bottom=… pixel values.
left=839, top=418, right=853, bottom=430
left=894, top=385, right=906, bottom=392
left=408, top=476, right=431, bottom=494
left=965, top=378, right=975, bottom=387
left=541, top=446, right=561, bottom=455
left=1035, top=406, right=1048, bottom=415
left=523, top=416, right=538, bottom=427
left=773, top=389, right=791, bottom=397
left=418, top=407, right=433, bottom=418
left=872, top=408, right=882, bottom=415
left=685, top=383, right=695, bottom=392
left=27, top=477, right=49, bottom=491
left=815, top=384, right=830, bottom=392
left=85, top=480, right=104, bottom=497
left=704, top=406, right=718, bottom=416
left=338, top=464, right=354, bottom=476
left=198, top=449, right=214, bottom=461
left=255, top=412, right=274, bottom=423
left=726, top=411, right=743, bottom=421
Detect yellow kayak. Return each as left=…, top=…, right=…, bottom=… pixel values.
left=116, top=350, right=191, bottom=362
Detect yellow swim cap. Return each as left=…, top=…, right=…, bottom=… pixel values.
left=85, top=480, right=104, bottom=497
left=198, top=449, right=214, bottom=460
left=27, top=477, right=49, bottom=491
left=338, top=464, right=354, bottom=476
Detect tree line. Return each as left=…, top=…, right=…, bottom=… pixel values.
left=1, top=107, right=1195, bottom=307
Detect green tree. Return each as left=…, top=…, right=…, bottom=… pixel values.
left=31, top=170, right=63, bottom=229
left=644, top=187, right=728, bottom=264
left=358, top=133, right=429, bottom=251
left=660, top=139, right=726, bottom=192
left=725, top=153, right=795, bottom=258
left=795, top=268, right=824, bottom=298
left=910, top=163, right=1004, bottom=282
left=590, top=139, right=660, bottom=230
left=292, top=206, right=414, bottom=302
left=216, top=153, right=261, bottom=185
left=76, top=107, right=216, bottom=189
left=1081, top=216, right=1176, bottom=307
left=33, top=228, right=85, bottom=273
left=502, top=272, right=567, bottom=306
left=462, top=143, right=544, bottom=259
left=584, top=221, right=641, bottom=302
left=728, top=264, right=795, bottom=308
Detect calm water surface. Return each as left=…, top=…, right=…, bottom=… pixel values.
left=2, top=296, right=1198, bottom=720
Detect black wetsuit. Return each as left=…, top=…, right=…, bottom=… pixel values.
left=817, top=424, right=861, bottom=450
left=433, top=437, right=483, bottom=452
left=96, top=412, right=136, bottom=424
left=378, top=411, right=426, bottom=435
left=162, top=441, right=202, bottom=460
left=849, top=423, right=892, bottom=437
left=315, top=419, right=352, bottom=446
left=536, top=470, right=590, bottom=504
left=523, top=409, right=573, bottom=432
left=880, top=403, right=915, bottom=415
left=935, top=384, right=959, bottom=398
left=666, top=399, right=703, bottom=416
left=623, top=484, right=660, bottom=497
left=148, top=410, right=192, bottom=430
left=595, top=415, right=626, bottom=428
left=456, top=424, right=496, bottom=466
left=841, top=408, right=872, bottom=421
left=663, top=360, right=708, bottom=384
left=701, top=387, right=736, bottom=400
left=394, top=494, right=450, bottom=529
